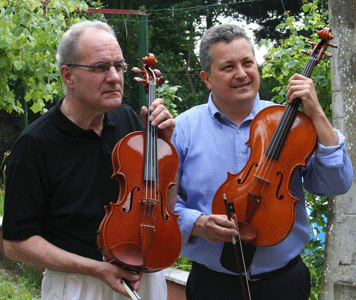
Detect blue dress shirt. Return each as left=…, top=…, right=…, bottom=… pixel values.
left=172, top=93, right=353, bottom=275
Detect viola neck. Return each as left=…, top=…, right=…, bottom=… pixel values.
left=292, top=55, right=319, bottom=107
left=144, top=82, right=158, bottom=182
left=265, top=54, right=319, bottom=160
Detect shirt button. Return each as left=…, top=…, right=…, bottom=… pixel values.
left=251, top=264, right=255, bottom=269
left=237, top=130, right=241, bottom=133
left=239, top=153, right=242, bottom=158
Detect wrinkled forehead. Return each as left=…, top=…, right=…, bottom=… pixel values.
left=77, top=28, right=123, bottom=62
left=210, top=38, right=254, bottom=62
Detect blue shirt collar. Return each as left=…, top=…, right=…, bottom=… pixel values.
left=207, top=92, right=262, bottom=127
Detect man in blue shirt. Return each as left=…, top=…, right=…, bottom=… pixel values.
left=172, top=24, right=353, bottom=300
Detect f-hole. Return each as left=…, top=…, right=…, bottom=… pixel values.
left=159, top=191, right=169, bottom=220
left=122, top=187, right=140, bottom=213
left=276, top=172, right=284, bottom=200
left=237, top=163, right=258, bottom=185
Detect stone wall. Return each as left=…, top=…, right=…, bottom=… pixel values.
left=321, top=0, right=356, bottom=299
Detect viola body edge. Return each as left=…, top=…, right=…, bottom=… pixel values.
left=212, top=105, right=317, bottom=247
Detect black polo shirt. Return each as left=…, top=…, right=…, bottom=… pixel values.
left=3, top=99, right=144, bottom=261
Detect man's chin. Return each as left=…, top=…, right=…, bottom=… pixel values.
left=101, top=97, right=122, bottom=111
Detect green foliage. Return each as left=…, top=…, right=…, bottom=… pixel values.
left=0, top=256, right=41, bottom=299
left=171, top=255, right=192, bottom=272
left=157, top=82, right=182, bottom=118
left=0, top=0, right=103, bottom=115
left=0, top=150, right=10, bottom=216
left=303, top=240, right=325, bottom=299
left=303, top=193, right=328, bottom=299
left=260, top=0, right=332, bottom=119
left=0, top=189, right=3, bottom=217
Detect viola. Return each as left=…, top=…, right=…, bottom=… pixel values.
left=97, top=54, right=182, bottom=275
left=212, top=28, right=337, bottom=247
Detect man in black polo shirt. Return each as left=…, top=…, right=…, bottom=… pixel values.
left=2, top=20, right=174, bottom=299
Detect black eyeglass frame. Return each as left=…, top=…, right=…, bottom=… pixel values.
left=65, top=62, right=128, bottom=74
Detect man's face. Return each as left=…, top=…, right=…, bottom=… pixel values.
left=64, top=28, right=125, bottom=114
left=201, top=37, right=260, bottom=109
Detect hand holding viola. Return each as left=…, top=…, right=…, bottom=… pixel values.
left=140, top=98, right=176, bottom=141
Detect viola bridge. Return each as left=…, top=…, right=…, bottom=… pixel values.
left=140, top=198, right=160, bottom=206
left=253, top=175, right=271, bottom=185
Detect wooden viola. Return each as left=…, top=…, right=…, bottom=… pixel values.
left=212, top=28, right=337, bottom=247
left=97, top=53, right=182, bottom=273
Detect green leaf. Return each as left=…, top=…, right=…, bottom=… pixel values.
left=318, top=78, right=328, bottom=87
left=0, top=40, right=7, bottom=48
left=13, top=60, right=23, bottom=70
left=30, top=101, right=45, bottom=114
left=35, top=68, right=47, bottom=76
left=12, top=26, right=24, bottom=37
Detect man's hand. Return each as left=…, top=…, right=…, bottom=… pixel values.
left=3, top=236, right=142, bottom=298
left=286, top=73, right=322, bottom=121
left=191, top=214, right=239, bottom=243
left=140, top=98, right=176, bottom=141
left=286, top=73, right=338, bottom=147
left=94, top=261, right=142, bottom=296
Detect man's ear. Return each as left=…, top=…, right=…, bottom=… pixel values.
left=60, top=65, right=74, bottom=89
left=200, top=70, right=212, bottom=90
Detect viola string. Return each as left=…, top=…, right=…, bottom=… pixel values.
left=152, top=82, right=159, bottom=222
left=153, top=97, right=159, bottom=223
left=152, top=92, right=158, bottom=221
left=147, top=77, right=159, bottom=224
left=255, top=99, right=299, bottom=199
left=153, top=128, right=159, bottom=222
left=249, top=52, right=319, bottom=212
left=148, top=82, right=156, bottom=221
left=256, top=55, right=318, bottom=194
left=144, top=91, right=150, bottom=224
left=144, top=80, right=154, bottom=225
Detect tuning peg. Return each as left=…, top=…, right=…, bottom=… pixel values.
left=328, top=43, right=338, bottom=48
left=158, top=77, right=165, bottom=85
left=132, top=67, right=141, bottom=74
left=324, top=51, right=333, bottom=57
left=301, top=50, right=311, bottom=56
left=307, top=41, right=317, bottom=47
left=152, top=69, right=161, bottom=76
left=134, top=77, right=144, bottom=83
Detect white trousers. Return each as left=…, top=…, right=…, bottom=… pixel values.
left=41, top=269, right=168, bottom=300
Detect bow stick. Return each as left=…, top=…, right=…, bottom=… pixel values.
left=122, top=279, right=142, bottom=300
left=223, top=193, right=252, bottom=300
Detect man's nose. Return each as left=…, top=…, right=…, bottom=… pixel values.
left=234, top=65, right=247, bottom=79
left=106, top=66, right=122, bottom=82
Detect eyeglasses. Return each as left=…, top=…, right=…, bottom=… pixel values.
left=66, top=62, right=128, bottom=74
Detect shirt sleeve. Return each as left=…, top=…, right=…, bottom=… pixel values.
left=172, top=123, right=204, bottom=247
left=2, top=134, right=46, bottom=241
left=302, top=129, right=353, bottom=196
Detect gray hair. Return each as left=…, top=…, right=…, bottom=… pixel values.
left=199, top=24, right=255, bottom=73
left=56, top=20, right=117, bottom=70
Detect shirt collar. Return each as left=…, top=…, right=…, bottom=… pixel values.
left=50, top=98, right=113, bottom=138
left=207, top=92, right=262, bottom=126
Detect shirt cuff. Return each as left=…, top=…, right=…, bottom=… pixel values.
left=178, top=208, right=204, bottom=247
left=313, top=129, right=346, bottom=167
